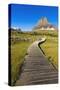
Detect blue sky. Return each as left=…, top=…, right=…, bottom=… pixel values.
left=9, top=4, right=58, bottom=31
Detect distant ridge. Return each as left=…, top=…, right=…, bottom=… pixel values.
left=33, top=17, right=57, bottom=31
left=9, top=27, right=21, bottom=31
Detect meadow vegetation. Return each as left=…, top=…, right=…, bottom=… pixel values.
left=10, top=29, right=58, bottom=85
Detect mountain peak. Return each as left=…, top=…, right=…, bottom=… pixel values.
left=37, top=17, right=49, bottom=27
left=33, top=17, right=57, bottom=30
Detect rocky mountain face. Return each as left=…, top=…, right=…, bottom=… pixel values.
left=33, top=17, right=57, bottom=30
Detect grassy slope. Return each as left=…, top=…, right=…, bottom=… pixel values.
left=11, top=42, right=31, bottom=85
left=40, top=36, right=58, bottom=68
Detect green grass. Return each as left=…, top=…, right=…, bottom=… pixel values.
left=40, top=36, right=58, bottom=69
left=10, top=29, right=58, bottom=85
left=11, top=42, right=31, bottom=85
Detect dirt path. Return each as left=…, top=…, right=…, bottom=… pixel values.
left=16, top=39, right=58, bottom=86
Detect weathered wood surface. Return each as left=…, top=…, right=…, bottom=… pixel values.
left=16, top=40, right=58, bottom=86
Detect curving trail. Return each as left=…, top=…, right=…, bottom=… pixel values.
left=16, top=38, right=58, bottom=86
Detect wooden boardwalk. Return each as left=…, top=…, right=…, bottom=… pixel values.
left=16, top=40, right=58, bottom=86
